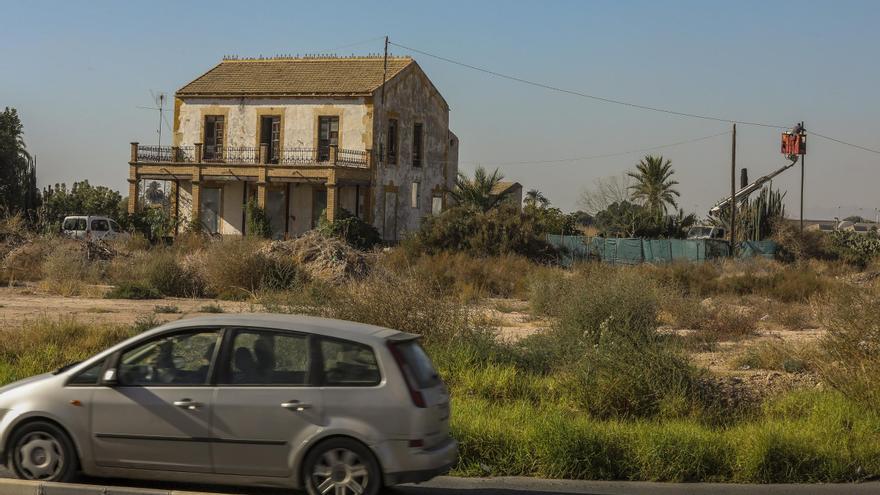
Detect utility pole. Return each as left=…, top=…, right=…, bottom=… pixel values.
left=381, top=36, right=389, bottom=104
left=800, top=121, right=805, bottom=233
left=729, top=123, right=736, bottom=254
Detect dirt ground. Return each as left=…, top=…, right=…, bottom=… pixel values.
left=0, top=285, right=250, bottom=327
left=0, top=285, right=824, bottom=395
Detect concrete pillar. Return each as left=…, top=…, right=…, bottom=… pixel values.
left=130, top=142, right=139, bottom=163
left=170, top=180, right=179, bottom=225
left=194, top=142, right=203, bottom=163
left=365, top=148, right=373, bottom=169
left=171, top=146, right=180, bottom=163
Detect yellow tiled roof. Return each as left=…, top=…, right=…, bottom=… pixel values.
left=177, top=56, right=414, bottom=97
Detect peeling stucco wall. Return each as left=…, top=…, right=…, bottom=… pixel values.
left=371, top=64, right=458, bottom=240
left=175, top=97, right=371, bottom=151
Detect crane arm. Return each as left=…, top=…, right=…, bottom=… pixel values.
left=709, top=157, right=798, bottom=217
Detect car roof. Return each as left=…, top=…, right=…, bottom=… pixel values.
left=147, top=313, right=413, bottom=343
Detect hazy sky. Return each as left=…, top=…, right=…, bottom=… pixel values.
left=2, top=0, right=879, bottom=219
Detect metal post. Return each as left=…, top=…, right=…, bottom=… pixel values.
left=730, top=124, right=736, bottom=253
left=800, top=154, right=805, bottom=233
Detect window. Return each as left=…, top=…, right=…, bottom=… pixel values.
left=411, top=182, right=421, bottom=209
left=204, top=115, right=225, bottom=161
left=321, top=339, right=380, bottom=386
left=386, top=119, right=398, bottom=165
left=260, top=116, right=281, bottom=163
left=68, top=359, right=105, bottom=386
left=393, top=341, right=440, bottom=388
left=222, top=329, right=310, bottom=385
left=91, top=219, right=109, bottom=232
left=62, top=218, right=86, bottom=231
left=109, top=220, right=121, bottom=232
left=118, top=330, right=220, bottom=386
left=412, top=123, right=424, bottom=167
left=318, top=116, right=339, bottom=161
left=432, top=195, right=443, bottom=215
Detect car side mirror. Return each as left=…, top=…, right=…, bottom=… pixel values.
left=101, top=368, right=119, bottom=387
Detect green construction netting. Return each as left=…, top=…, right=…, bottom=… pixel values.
left=547, top=235, right=774, bottom=266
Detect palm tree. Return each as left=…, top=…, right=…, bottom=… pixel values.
left=524, top=189, right=549, bottom=209
left=627, top=155, right=680, bottom=217
left=448, top=166, right=507, bottom=212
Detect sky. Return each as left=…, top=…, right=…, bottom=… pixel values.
left=2, top=0, right=879, bottom=220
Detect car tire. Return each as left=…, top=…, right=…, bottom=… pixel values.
left=303, top=437, right=381, bottom=495
left=7, top=420, right=78, bottom=482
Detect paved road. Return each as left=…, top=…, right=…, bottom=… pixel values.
left=25, top=474, right=880, bottom=495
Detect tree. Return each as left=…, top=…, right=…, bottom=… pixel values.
left=448, top=166, right=508, bottom=212
left=38, top=181, right=124, bottom=232
left=524, top=189, right=549, bottom=209
left=144, top=181, right=167, bottom=206
left=594, top=200, right=655, bottom=237
left=627, top=155, right=680, bottom=217
left=0, top=107, right=38, bottom=218
left=578, top=174, right=632, bottom=215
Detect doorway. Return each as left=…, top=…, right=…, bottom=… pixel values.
left=200, top=187, right=221, bottom=234
left=260, top=116, right=281, bottom=164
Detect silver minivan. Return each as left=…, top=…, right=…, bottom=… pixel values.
left=61, top=215, right=127, bottom=241
left=0, top=315, right=457, bottom=495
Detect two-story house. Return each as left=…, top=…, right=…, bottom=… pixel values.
left=127, top=55, right=458, bottom=240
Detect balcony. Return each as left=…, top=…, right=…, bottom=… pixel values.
left=131, top=143, right=371, bottom=169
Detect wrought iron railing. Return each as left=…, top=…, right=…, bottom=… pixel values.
left=280, top=147, right=318, bottom=165
left=135, top=144, right=369, bottom=168
left=337, top=148, right=369, bottom=168
left=136, top=145, right=195, bottom=163
left=203, top=145, right=258, bottom=164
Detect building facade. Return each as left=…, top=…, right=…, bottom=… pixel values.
left=128, top=56, right=458, bottom=240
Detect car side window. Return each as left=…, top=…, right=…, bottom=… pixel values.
left=221, top=329, right=310, bottom=386
left=67, top=359, right=105, bottom=385
left=91, top=219, right=109, bottom=232
left=118, top=330, right=220, bottom=386
left=109, top=220, right=121, bottom=232
left=320, top=339, right=380, bottom=386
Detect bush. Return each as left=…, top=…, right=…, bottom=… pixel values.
left=105, top=282, right=162, bottom=299
left=734, top=342, right=813, bottom=373
left=245, top=198, right=272, bottom=239
left=319, top=209, right=381, bottom=250
left=198, top=238, right=272, bottom=299
left=383, top=251, right=535, bottom=301
left=40, top=241, right=102, bottom=296
left=407, top=204, right=556, bottom=261
left=816, top=288, right=880, bottom=411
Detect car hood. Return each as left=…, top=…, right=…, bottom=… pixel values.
left=0, top=373, right=53, bottom=395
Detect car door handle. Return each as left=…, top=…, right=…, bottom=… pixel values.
left=173, top=399, right=203, bottom=410
left=281, top=400, right=312, bottom=411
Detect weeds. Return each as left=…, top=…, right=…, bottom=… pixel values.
left=199, top=303, right=224, bottom=313
left=105, top=282, right=162, bottom=300
left=153, top=304, right=180, bottom=314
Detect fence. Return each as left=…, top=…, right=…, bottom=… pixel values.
left=547, top=235, right=777, bottom=266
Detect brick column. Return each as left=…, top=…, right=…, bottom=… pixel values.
left=130, top=142, right=139, bottom=163
left=257, top=144, right=268, bottom=208
left=329, top=144, right=338, bottom=165
left=326, top=170, right=338, bottom=222
left=127, top=174, right=138, bottom=214
left=191, top=167, right=202, bottom=228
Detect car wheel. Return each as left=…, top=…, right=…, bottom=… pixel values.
left=8, top=421, right=78, bottom=482
left=303, top=437, right=380, bottom=495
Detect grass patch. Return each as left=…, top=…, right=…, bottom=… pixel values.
left=153, top=304, right=180, bottom=314
left=198, top=303, right=224, bottom=313
left=105, top=282, right=162, bottom=300
left=734, top=342, right=814, bottom=373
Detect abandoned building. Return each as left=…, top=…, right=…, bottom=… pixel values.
left=128, top=55, right=458, bottom=240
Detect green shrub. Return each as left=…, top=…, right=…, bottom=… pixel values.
left=199, top=303, right=224, bottom=313
left=406, top=204, right=556, bottom=261
left=40, top=241, right=102, bottom=296
left=153, top=304, right=179, bottom=314
left=319, top=209, right=381, bottom=250
left=144, top=249, right=204, bottom=297
left=245, top=198, right=272, bottom=239
left=105, top=282, right=162, bottom=299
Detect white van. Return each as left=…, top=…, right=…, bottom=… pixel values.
left=61, top=215, right=128, bottom=240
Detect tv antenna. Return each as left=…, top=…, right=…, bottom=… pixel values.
left=137, top=91, right=171, bottom=147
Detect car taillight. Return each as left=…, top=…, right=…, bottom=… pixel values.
left=408, top=439, right=424, bottom=448
left=388, top=342, right=427, bottom=408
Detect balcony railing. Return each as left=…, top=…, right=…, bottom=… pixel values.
left=131, top=143, right=370, bottom=168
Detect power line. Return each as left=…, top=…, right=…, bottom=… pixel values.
left=390, top=40, right=880, bottom=157
left=389, top=41, right=787, bottom=129
left=811, top=131, right=880, bottom=155
left=473, top=130, right=731, bottom=166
